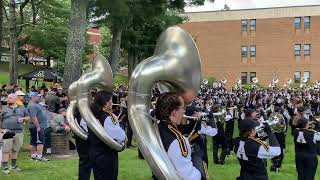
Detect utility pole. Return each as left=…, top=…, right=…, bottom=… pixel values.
left=9, top=0, right=17, bottom=84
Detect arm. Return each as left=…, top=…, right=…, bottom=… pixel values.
left=257, top=145, right=281, bottom=159
left=103, top=116, right=126, bottom=144
left=313, top=132, right=320, bottom=142
left=198, top=122, right=217, bottom=136
left=167, top=140, right=201, bottom=180
left=28, top=105, right=41, bottom=131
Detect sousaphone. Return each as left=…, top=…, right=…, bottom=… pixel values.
left=66, top=55, right=124, bottom=151
left=128, top=26, right=201, bottom=179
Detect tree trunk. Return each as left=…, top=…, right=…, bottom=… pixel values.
left=63, top=0, right=88, bottom=90
left=31, top=0, right=36, bottom=25
left=9, top=0, right=17, bottom=84
left=109, top=28, right=122, bottom=75
left=0, top=0, right=3, bottom=61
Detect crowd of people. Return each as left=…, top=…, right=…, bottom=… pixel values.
left=0, top=83, right=70, bottom=174
left=1, top=81, right=320, bottom=180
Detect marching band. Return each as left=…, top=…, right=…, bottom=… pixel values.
left=66, top=27, right=320, bottom=180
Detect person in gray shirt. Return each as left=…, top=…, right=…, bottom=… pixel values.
left=45, top=91, right=60, bottom=113
left=27, top=92, right=49, bottom=161
left=0, top=94, right=29, bottom=173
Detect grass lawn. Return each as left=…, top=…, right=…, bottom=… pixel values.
left=0, top=125, right=319, bottom=180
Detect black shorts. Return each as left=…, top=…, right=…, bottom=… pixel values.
left=29, top=127, right=45, bottom=146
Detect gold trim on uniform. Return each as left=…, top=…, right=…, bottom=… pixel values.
left=168, top=125, right=188, bottom=157
left=302, top=128, right=318, bottom=133
left=189, top=132, right=199, bottom=142
left=249, top=137, right=269, bottom=151
left=203, top=161, right=210, bottom=180
left=107, top=111, right=117, bottom=125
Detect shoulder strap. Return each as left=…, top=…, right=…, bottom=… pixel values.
left=106, top=111, right=117, bottom=125
left=168, top=125, right=188, bottom=157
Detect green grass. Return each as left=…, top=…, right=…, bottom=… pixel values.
left=0, top=125, right=319, bottom=180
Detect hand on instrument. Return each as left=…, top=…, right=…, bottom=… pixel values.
left=263, top=122, right=272, bottom=134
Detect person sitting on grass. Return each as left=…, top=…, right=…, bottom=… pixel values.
left=50, top=108, right=70, bottom=133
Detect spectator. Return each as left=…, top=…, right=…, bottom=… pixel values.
left=27, top=92, right=49, bottom=161
left=39, top=102, right=53, bottom=155
left=45, top=90, right=60, bottom=113
left=14, top=90, right=26, bottom=107
left=56, top=87, right=68, bottom=108
left=0, top=94, right=29, bottom=173
left=50, top=108, right=70, bottom=133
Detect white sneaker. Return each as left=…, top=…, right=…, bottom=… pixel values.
left=37, top=157, right=50, bottom=161
left=2, top=167, right=10, bottom=174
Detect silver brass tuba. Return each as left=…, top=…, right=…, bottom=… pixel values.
left=128, top=26, right=201, bottom=179
left=66, top=79, right=88, bottom=140
left=66, top=55, right=124, bottom=151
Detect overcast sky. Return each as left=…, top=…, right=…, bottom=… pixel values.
left=185, top=0, right=320, bottom=12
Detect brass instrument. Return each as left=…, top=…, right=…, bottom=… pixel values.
left=128, top=26, right=201, bottom=179
left=255, top=112, right=287, bottom=138
left=66, top=55, right=124, bottom=151
left=203, top=79, right=208, bottom=85
left=66, top=80, right=88, bottom=140
left=299, top=77, right=308, bottom=88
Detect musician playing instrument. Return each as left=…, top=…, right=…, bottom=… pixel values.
left=294, top=117, right=320, bottom=180
left=234, top=118, right=281, bottom=180
left=211, top=104, right=228, bottom=165
left=88, top=91, right=126, bottom=180
left=155, top=92, right=201, bottom=180
left=179, top=105, right=217, bottom=170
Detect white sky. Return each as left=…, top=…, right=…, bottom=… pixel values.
left=185, top=0, right=320, bottom=12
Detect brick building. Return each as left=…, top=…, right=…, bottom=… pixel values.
left=180, top=5, right=320, bottom=88
left=87, top=24, right=101, bottom=64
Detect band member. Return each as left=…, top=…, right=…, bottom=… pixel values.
left=211, top=104, right=228, bottom=165
left=155, top=92, right=201, bottom=180
left=294, top=117, right=320, bottom=180
left=73, top=107, right=92, bottom=180
left=88, top=91, right=126, bottom=180
left=270, top=106, right=286, bottom=172
left=180, top=105, right=217, bottom=168
left=234, top=118, right=281, bottom=180
left=225, top=101, right=236, bottom=155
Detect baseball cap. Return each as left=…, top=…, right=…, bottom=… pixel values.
left=239, top=118, right=259, bottom=132
left=29, top=92, right=41, bottom=97
left=58, top=108, right=67, bottom=113
left=15, top=90, right=25, bottom=96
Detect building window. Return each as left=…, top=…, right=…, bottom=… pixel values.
left=294, top=17, right=301, bottom=29
left=304, top=71, right=310, bottom=82
left=294, top=71, right=301, bottom=83
left=241, top=46, right=247, bottom=57
left=304, top=44, right=310, bottom=56
left=250, top=72, right=256, bottom=83
left=250, top=45, right=256, bottom=57
left=241, top=72, right=248, bottom=84
left=304, top=16, right=310, bottom=29
left=241, top=19, right=247, bottom=31
left=294, top=44, right=301, bottom=56
left=250, top=19, right=256, bottom=31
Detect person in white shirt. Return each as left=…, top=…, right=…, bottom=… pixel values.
left=155, top=92, right=201, bottom=180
